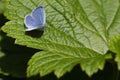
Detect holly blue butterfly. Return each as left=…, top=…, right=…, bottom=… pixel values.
left=24, top=6, right=46, bottom=31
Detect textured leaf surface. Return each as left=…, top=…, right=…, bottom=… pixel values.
left=28, top=50, right=107, bottom=77
left=2, top=0, right=120, bottom=78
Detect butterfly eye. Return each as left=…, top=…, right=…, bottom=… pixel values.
left=24, top=6, right=46, bottom=31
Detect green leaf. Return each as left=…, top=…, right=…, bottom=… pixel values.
left=3, top=0, right=120, bottom=78
left=27, top=50, right=107, bottom=78
left=0, top=0, right=5, bottom=14
left=110, top=36, right=120, bottom=69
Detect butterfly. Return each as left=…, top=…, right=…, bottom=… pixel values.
left=24, top=6, right=46, bottom=31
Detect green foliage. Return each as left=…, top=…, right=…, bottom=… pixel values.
left=110, top=36, right=120, bottom=69
left=1, top=0, right=120, bottom=79
left=0, top=0, right=5, bottom=14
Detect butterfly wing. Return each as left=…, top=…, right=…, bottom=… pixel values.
left=32, top=6, right=45, bottom=26
left=24, top=15, right=41, bottom=31
left=24, top=6, right=45, bottom=31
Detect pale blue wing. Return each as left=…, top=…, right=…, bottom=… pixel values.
left=24, top=6, right=45, bottom=31
left=24, top=15, right=41, bottom=30
left=32, top=6, right=45, bottom=25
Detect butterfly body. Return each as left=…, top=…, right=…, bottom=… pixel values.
left=24, top=6, right=46, bottom=31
